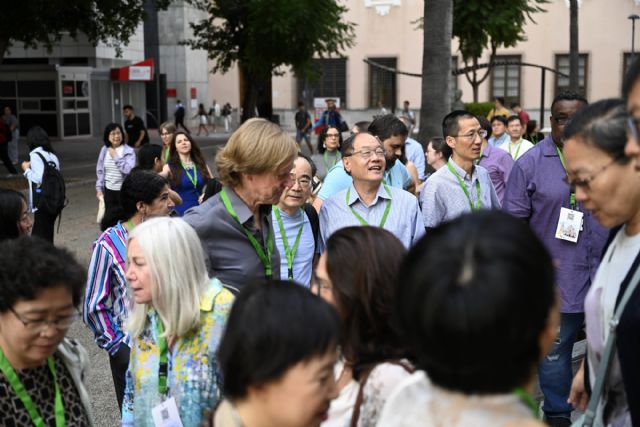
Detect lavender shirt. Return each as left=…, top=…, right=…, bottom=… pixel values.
left=478, top=144, right=514, bottom=203
left=503, top=136, right=608, bottom=313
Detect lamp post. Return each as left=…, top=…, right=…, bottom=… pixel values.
left=629, top=14, right=640, bottom=61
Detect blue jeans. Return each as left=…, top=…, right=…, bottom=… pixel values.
left=539, top=312, right=585, bottom=418
left=296, top=130, right=310, bottom=144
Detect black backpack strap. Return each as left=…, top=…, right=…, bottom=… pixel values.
left=34, top=151, right=49, bottom=166
left=303, top=203, right=320, bottom=249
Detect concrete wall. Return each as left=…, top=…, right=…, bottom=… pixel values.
left=158, top=2, right=209, bottom=124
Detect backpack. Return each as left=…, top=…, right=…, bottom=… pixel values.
left=34, top=152, right=67, bottom=218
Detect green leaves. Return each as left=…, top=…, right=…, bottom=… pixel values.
left=452, top=0, right=549, bottom=62
left=184, top=0, right=355, bottom=80
left=0, top=0, right=171, bottom=59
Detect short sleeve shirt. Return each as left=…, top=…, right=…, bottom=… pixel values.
left=124, top=116, right=149, bottom=147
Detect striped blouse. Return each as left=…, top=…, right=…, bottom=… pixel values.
left=82, top=222, right=132, bottom=355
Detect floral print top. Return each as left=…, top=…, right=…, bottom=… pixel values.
left=121, top=278, right=234, bottom=427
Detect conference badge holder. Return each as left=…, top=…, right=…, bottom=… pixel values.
left=151, top=396, right=184, bottom=427
left=555, top=207, right=583, bottom=243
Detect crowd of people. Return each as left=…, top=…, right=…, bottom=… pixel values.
left=3, top=61, right=640, bottom=427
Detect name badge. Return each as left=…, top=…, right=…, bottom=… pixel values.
left=555, top=207, right=583, bottom=243
left=151, top=396, right=184, bottom=427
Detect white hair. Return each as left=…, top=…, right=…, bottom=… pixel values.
left=126, top=217, right=209, bottom=339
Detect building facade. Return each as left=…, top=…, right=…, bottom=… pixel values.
left=209, top=0, right=640, bottom=130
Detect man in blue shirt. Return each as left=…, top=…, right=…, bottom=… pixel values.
left=272, top=154, right=318, bottom=287
left=488, top=115, right=510, bottom=147
left=319, top=132, right=424, bottom=249
left=313, top=114, right=414, bottom=211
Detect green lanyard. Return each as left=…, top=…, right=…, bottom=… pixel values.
left=0, top=348, right=65, bottom=427
left=447, top=161, right=481, bottom=211
left=556, top=146, right=577, bottom=209
left=508, top=139, right=523, bottom=160
left=181, top=162, right=198, bottom=189
left=273, top=206, right=305, bottom=281
left=220, top=189, right=273, bottom=278
left=346, top=184, right=392, bottom=227
left=323, top=151, right=340, bottom=171
left=156, top=317, right=169, bottom=396
left=163, top=149, right=169, bottom=163
left=513, top=387, right=540, bottom=419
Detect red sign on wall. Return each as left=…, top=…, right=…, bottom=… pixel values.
left=190, top=87, right=197, bottom=99
left=167, top=88, right=177, bottom=97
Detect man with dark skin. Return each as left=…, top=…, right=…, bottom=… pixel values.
left=503, top=92, right=608, bottom=427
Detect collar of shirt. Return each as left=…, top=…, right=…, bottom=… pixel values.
left=540, top=136, right=561, bottom=157
left=449, top=158, right=478, bottom=183
left=347, top=182, right=391, bottom=207
left=481, top=143, right=494, bottom=159
left=199, top=278, right=225, bottom=312
left=223, top=186, right=272, bottom=225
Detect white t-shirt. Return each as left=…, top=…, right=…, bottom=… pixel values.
left=498, top=138, right=534, bottom=161
left=376, top=371, right=539, bottom=427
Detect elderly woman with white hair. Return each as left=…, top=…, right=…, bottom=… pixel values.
left=120, top=217, right=235, bottom=427
left=184, top=118, right=299, bottom=291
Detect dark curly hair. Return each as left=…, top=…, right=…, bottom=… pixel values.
left=0, top=236, right=85, bottom=312
left=317, top=125, right=343, bottom=154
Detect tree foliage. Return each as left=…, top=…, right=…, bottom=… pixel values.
left=452, top=0, right=549, bottom=101
left=185, top=0, right=355, bottom=121
left=0, top=0, right=171, bottom=61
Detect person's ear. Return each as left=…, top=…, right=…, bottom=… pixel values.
left=136, top=201, right=147, bottom=216
left=445, top=136, right=456, bottom=150
left=343, top=156, right=352, bottom=173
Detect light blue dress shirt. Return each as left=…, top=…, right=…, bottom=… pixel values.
left=319, top=183, right=425, bottom=251
left=317, top=160, right=412, bottom=201
left=271, top=208, right=316, bottom=287
left=405, top=137, right=426, bottom=181
left=419, top=158, right=500, bottom=229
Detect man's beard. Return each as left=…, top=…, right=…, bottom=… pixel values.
left=385, top=156, right=396, bottom=171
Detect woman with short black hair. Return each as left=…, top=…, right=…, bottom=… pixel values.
left=313, top=226, right=412, bottom=427
left=378, top=211, right=558, bottom=427
left=96, top=122, right=136, bottom=230
left=213, top=280, right=340, bottom=427
left=83, top=170, right=174, bottom=410
left=0, top=188, right=32, bottom=240
left=0, top=236, right=92, bottom=425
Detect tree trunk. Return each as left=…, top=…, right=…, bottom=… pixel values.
left=418, top=0, right=453, bottom=144
left=240, top=66, right=258, bottom=123
left=569, top=0, right=580, bottom=93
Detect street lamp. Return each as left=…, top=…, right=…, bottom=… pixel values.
left=629, top=14, right=640, bottom=60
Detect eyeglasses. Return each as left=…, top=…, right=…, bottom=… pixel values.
left=10, top=307, right=80, bottom=334
left=552, top=116, right=571, bottom=126
left=344, top=147, right=386, bottom=159
left=109, top=130, right=122, bottom=136
left=290, top=175, right=312, bottom=189
left=455, top=129, right=487, bottom=141
left=563, top=157, right=622, bottom=189
left=326, top=133, right=340, bottom=138
left=160, top=132, right=173, bottom=137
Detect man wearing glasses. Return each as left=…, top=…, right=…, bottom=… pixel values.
left=312, top=114, right=414, bottom=212
left=318, top=132, right=424, bottom=249
left=419, top=110, right=500, bottom=229
left=503, top=92, right=608, bottom=427
left=271, top=154, right=319, bottom=287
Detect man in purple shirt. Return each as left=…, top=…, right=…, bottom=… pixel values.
left=503, top=92, right=608, bottom=427
left=477, top=116, right=514, bottom=203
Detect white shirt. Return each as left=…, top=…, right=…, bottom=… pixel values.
left=376, top=371, right=538, bottom=427
left=103, top=145, right=126, bottom=191
left=498, top=138, right=534, bottom=161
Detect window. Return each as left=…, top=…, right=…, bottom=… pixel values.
left=490, top=55, right=521, bottom=107
left=555, top=54, right=588, bottom=96
left=368, top=57, right=396, bottom=110
left=297, top=58, right=347, bottom=107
